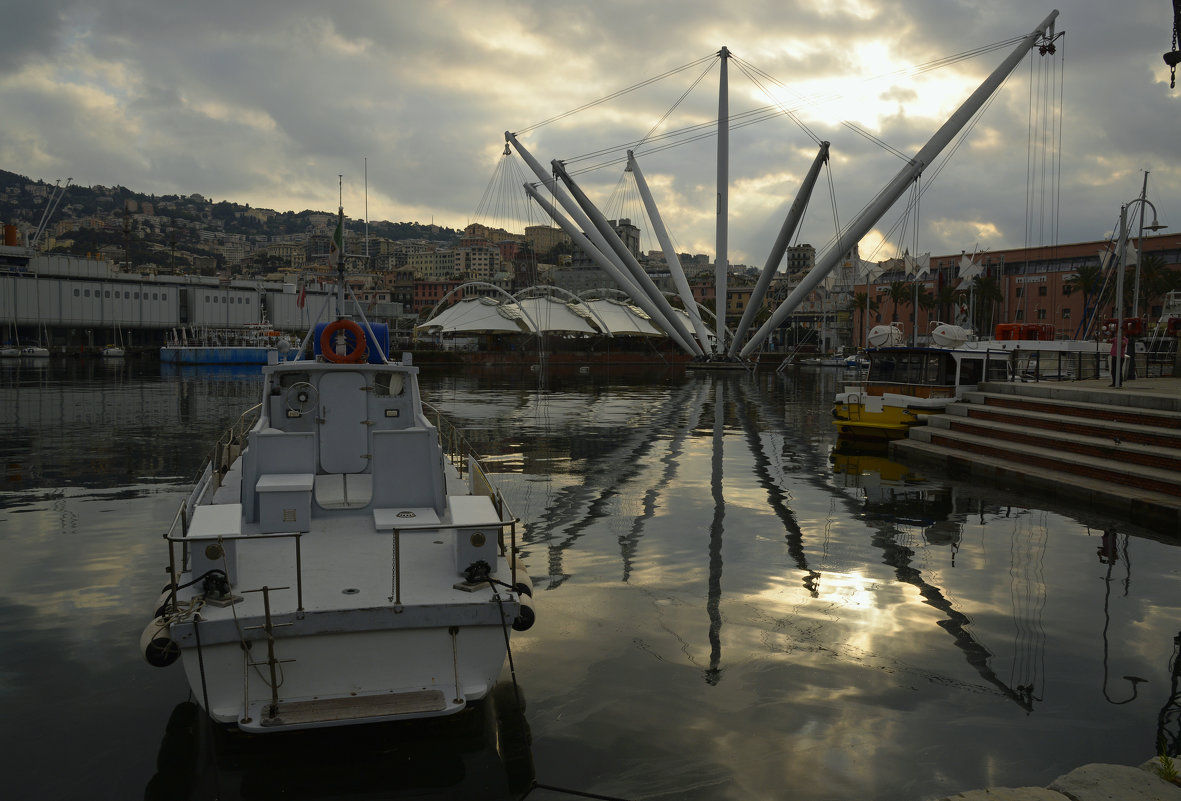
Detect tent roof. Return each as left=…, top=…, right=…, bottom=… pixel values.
left=417, top=293, right=683, bottom=339
left=415, top=297, right=527, bottom=334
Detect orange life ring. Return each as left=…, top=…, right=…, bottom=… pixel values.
left=320, top=319, right=367, bottom=363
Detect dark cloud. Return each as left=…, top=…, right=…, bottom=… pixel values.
left=1, top=0, right=1177, bottom=262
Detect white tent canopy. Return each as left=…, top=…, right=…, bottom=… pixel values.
left=418, top=292, right=677, bottom=338
left=416, top=297, right=528, bottom=334
left=582, top=298, right=664, bottom=336
left=515, top=296, right=598, bottom=334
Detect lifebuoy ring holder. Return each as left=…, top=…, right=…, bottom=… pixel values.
left=320, top=319, right=368, bottom=363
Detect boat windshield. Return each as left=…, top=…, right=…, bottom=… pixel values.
left=867, top=351, right=955, bottom=385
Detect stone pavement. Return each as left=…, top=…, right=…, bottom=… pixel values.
left=938, top=757, right=1181, bottom=800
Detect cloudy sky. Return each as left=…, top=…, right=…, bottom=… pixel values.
left=1, top=0, right=1176, bottom=266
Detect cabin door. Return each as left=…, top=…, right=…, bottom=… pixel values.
left=318, top=371, right=369, bottom=474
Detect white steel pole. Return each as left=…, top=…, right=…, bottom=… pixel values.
left=715, top=46, right=730, bottom=356
left=627, top=151, right=712, bottom=351
left=740, top=9, right=1060, bottom=358
left=728, top=142, right=829, bottom=357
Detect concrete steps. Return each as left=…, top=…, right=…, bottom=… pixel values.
left=890, top=381, right=1181, bottom=532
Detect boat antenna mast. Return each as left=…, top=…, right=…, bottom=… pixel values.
left=335, top=174, right=346, bottom=318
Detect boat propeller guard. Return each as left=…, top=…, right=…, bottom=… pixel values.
left=320, top=319, right=368, bottom=363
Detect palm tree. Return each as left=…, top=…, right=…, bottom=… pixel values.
left=971, top=275, right=1004, bottom=334
left=933, top=284, right=960, bottom=325
left=916, top=286, right=936, bottom=338
left=1065, top=263, right=1105, bottom=332
left=1136, top=254, right=1181, bottom=317
left=851, top=291, right=879, bottom=347
left=887, top=281, right=911, bottom=324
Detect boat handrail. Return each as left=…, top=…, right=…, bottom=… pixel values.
left=420, top=399, right=520, bottom=587
left=204, top=403, right=262, bottom=490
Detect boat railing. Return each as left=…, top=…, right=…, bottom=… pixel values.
left=206, top=403, right=261, bottom=490
left=421, top=400, right=521, bottom=587
left=424, top=399, right=514, bottom=517
left=161, top=401, right=522, bottom=614
left=1010, top=348, right=1108, bottom=383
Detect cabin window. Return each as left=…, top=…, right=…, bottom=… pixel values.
left=959, top=358, right=983, bottom=385
left=73, top=288, right=80, bottom=297
left=153, top=293, right=159, bottom=300
left=922, top=355, right=945, bottom=384
left=374, top=373, right=405, bottom=397
left=986, top=358, right=1009, bottom=381
left=868, top=354, right=897, bottom=382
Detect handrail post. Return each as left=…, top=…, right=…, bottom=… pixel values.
left=294, top=533, right=304, bottom=614
left=388, top=529, right=402, bottom=606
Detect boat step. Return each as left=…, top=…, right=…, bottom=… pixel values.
left=252, top=689, right=450, bottom=730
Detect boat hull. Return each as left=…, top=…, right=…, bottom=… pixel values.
left=160, top=346, right=279, bottom=365
left=832, top=389, right=956, bottom=439
left=177, top=624, right=511, bottom=731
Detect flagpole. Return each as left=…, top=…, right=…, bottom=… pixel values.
left=336, top=174, right=345, bottom=319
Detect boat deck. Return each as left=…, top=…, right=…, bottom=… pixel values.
left=171, top=460, right=514, bottom=645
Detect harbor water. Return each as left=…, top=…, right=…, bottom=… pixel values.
left=1, top=358, right=1178, bottom=801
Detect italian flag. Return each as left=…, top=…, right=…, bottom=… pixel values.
left=329, top=218, right=343, bottom=266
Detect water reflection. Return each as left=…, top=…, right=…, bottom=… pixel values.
left=6, top=362, right=1180, bottom=801
left=145, top=682, right=534, bottom=800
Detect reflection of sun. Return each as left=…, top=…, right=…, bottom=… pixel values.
left=821, top=570, right=878, bottom=610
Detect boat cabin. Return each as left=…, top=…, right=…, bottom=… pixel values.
left=866, top=347, right=1010, bottom=397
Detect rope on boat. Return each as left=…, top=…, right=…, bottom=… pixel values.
left=525, top=782, right=634, bottom=801
left=489, top=579, right=523, bottom=710
left=191, top=615, right=225, bottom=800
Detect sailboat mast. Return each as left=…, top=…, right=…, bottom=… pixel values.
left=714, top=46, right=730, bottom=356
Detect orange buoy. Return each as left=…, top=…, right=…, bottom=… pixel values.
left=319, top=320, right=367, bottom=363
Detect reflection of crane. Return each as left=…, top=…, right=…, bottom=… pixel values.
left=1168, top=0, right=1181, bottom=88
left=1158, top=631, right=1181, bottom=758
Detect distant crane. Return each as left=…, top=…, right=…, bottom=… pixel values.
left=1167, top=0, right=1181, bottom=88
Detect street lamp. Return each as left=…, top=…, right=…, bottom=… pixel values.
left=1112, top=194, right=1168, bottom=388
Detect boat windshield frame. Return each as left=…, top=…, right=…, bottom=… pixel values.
left=866, top=347, right=1010, bottom=386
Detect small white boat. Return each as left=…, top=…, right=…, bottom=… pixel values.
left=143, top=216, right=535, bottom=732
left=101, top=345, right=125, bottom=358
left=20, top=345, right=50, bottom=358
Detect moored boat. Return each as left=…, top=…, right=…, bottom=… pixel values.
left=832, top=324, right=1011, bottom=443
left=160, top=322, right=296, bottom=365
left=142, top=210, right=535, bottom=733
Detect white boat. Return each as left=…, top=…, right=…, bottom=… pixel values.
left=833, top=322, right=1113, bottom=443
left=143, top=220, right=535, bottom=732
left=101, top=345, right=125, bottom=358
left=20, top=345, right=49, bottom=358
